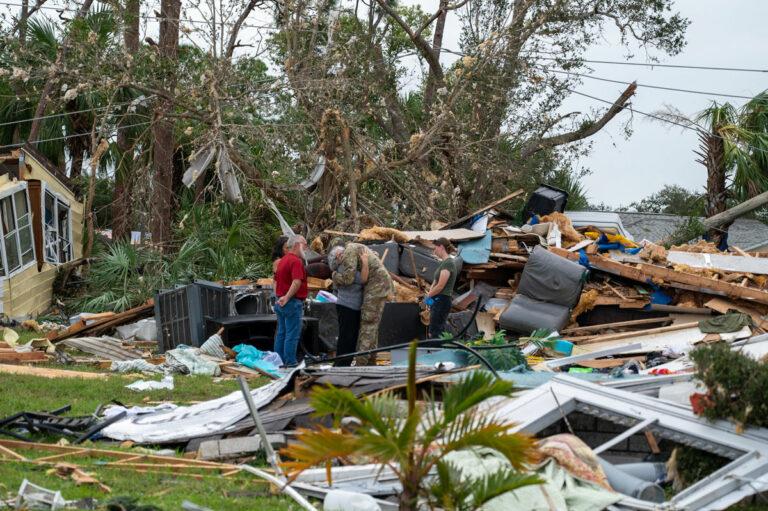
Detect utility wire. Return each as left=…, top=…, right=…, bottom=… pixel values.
left=0, top=98, right=151, bottom=130
left=539, top=56, right=768, bottom=74
left=536, top=66, right=757, bottom=100
left=566, top=86, right=768, bottom=157
left=0, top=120, right=152, bottom=151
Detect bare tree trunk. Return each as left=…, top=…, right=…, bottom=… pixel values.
left=698, top=127, right=730, bottom=247
left=85, top=139, right=109, bottom=258
left=341, top=124, right=358, bottom=231
left=112, top=0, right=140, bottom=242
left=150, top=0, right=180, bottom=247
left=422, top=0, right=448, bottom=117
left=27, top=0, right=94, bottom=145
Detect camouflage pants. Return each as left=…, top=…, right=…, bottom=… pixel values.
left=354, top=271, right=393, bottom=366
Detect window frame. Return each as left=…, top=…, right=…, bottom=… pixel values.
left=41, top=183, right=73, bottom=265
left=0, top=182, right=36, bottom=278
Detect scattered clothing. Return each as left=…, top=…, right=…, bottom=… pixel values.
left=165, top=346, right=221, bottom=376
left=698, top=313, right=753, bottom=334
left=233, top=344, right=282, bottom=376
left=199, top=333, right=227, bottom=359
left=110, top=359, right=163, bottom=374
left=126, top=375, right=174, bottom=392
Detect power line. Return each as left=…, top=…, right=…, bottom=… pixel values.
left=540, top=57, right=768, bottom=74
left=0, top=120, right=152, bottom=151
left=566, top=86, right=768, bottom=157
left=0, top=98, right=151, bottom=129
left=536, top=66, right=756, bottom=100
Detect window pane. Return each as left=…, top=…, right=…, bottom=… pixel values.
left=14, top=191, right=29, bottom=217
left=20, top=225, right=33, bottom=265
left=58, top=204, right=71, bottom=262
left=5, top=233, right=19, bottom=272
left=0, top=197, right=14, bottom=235
left=45, top=192, right=55, bottom=227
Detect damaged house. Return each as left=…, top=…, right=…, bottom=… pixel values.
left=0, top=145, right=82, bottom=318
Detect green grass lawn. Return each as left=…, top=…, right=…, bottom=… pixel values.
left=0, top=344, right=301, bottom=510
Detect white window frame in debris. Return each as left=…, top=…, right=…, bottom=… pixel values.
left=482, top=374, right=768, bottom=510
left=41, top=183, right=73, bottom=265
left=0, top=182, right=36, bottom=278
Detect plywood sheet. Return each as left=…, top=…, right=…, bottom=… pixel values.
left=668, top=251, right=768, bottom=275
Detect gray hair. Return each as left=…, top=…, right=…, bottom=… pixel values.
left=328, top=246, right=345, bottom=271
left=285, top=235, right=305, bottom=249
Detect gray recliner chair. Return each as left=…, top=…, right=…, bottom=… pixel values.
left=498, top=245, right=588, bottom=334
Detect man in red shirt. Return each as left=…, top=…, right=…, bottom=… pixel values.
left=274, top=235, right=308, bottom=367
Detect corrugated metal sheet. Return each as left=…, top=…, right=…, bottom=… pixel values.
left=58, top=337, right=144, bottom=361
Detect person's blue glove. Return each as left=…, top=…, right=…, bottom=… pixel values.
left=424, top=296, right=435, bottom=307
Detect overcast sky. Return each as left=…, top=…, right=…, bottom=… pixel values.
left=420, top=0, right=768, bottom=208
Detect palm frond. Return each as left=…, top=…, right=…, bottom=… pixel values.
left=440, top=370, right=516, bottom=423
left=469, top=468, right=543, bottom=507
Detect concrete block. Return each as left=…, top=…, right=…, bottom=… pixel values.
left=198, top=434, right=286, bottom=461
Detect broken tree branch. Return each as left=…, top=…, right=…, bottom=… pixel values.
left=519, top=82, right=637, bottom=159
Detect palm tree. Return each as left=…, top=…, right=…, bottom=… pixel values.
left=0, top=10, right=121, bottom=174
left=281, top=343, right=541, bottom=511
left=695, top=92, right=768, bottom=247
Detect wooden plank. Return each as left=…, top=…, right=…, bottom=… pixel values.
left=550, top=247, right=768, bottom=305
left=402, top=228, right=485, bottom=242
left=441, top=189, right=524, bottom=230
left=50, top=301, right=154, bottom=342
left=560, top=317, right=672, bottom=335
left=574, top=321, right=700, bottom=345
left=704, top=297, right=768, bottom=330
left=0, top=351, right=48, bottom=363
left=0, top=363, right=109, bottom=379
left=667, top=251, right=768, bottom=275
left=577, top=356, right=647, bottom=369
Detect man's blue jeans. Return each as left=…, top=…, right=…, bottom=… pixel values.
left=274, top=298, right=303, bottom=365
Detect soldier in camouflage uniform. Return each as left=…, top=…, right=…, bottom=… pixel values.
left=331, top=242, right=394, bottom=366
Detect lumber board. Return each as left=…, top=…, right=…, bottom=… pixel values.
left=49, top=301, right=154, bottom=342
left=561, top=317, right=672, bottom=335
left=0, top=351, right=48, bottom=363
left=667, top=251, right=768, bottom=275
left=550, top=247, right=768, bottom=305
left=0, top=363, right=109, bottom=379
left=576, top=356, right=647, bottom=369
left=573, top=321, right=701, bottom=345
left=441, top=189, right=524, bottom=230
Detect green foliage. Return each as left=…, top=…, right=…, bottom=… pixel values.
left=664, top=216, right=707, bottom=248
left=690, top=343, right=768, bottom=429
left=282, top=342, right=540, bottom=510
left=429, top=459, right=542, bottom=511
left=466, top=331, right=528, bottom=371
left=630, top=185, right=705, bottom=216
left=74, top=198, right=277, bottom=312
left=669, top=446, right=729, bottom=491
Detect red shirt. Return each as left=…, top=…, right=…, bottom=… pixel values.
left=275, top=253, right=308, bottom=300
